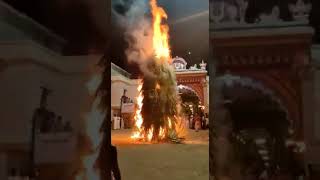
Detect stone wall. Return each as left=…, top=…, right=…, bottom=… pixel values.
left=314, top=70, right=320, bottom=141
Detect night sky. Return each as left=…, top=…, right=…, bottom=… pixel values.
left=3, top=0, right=320, bottom=77
left=110, top=0, right=209, bottom=77
left=2, top=0, right=208, bottom=77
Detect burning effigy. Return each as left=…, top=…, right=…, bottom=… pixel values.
left=131, top=59, right=183, bottom=142
left=129, top=0, right=185, bottom=143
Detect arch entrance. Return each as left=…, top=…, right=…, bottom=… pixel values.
left=177, top=84, right=201, bottom=115
left=212, top=27, right=314, bottom=139
left=214, top=74, right=299, bottom=177
left=171, top=56, right=209, bottom=110
left=211, top=25, right=314, bottom=178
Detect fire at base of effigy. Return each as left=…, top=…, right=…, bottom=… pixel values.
left=130, top=59, right=185, bottom=143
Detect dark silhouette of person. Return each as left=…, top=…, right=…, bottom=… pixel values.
left=194, top=113, right=201, bottom=132
left=111, top=145, right=121, bottom=180
left=95, top=138, right=121, bottom=180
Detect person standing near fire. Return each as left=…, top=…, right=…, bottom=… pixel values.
left=194, top=113, right=202, bottom=132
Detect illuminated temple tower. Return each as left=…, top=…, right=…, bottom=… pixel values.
left=171, top=56, right=209, bottom=114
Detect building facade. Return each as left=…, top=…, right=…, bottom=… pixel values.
left=0, top=1, right=100, bottom=179
left=210, top=0, right=320, bottom=179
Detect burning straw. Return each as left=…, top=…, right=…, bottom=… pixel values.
left=131, top=59, right=185, bottom=143
left=130, top=0, right=185, bottom=143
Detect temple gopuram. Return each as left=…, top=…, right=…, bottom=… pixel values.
left=210, top=0, right=320, bottom=179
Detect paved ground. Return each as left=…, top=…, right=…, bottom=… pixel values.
left=112, top=129, right=209, bottom=180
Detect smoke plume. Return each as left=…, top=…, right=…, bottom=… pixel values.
left=113, top=0, right=184, bottom=142
left=112, top=0, right=155, bottom=77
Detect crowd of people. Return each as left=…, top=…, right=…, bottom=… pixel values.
left=188, top=111, right=209, bottom=131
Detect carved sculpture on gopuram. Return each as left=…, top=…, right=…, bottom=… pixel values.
left=210, top=0, right=312, bottom=27
left=210, top=0, right=315, bottom=179
left=210, top=0, right=248, bottom=24
left=289, top=0, right=312, bottom=22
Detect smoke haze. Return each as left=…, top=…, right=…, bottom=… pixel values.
left=111, top=0, right=209, bottom=77
left=112, top=0, right=159, bottom=77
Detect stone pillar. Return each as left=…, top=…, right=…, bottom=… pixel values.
left=0, top=152, right=7, bottom=180
left=209, top=59, right=216, bottom=179
left=301, top=66, right=315, bottom=176
left=210, top=75, right=236, bottom=179
left=203, top=77, right=209, bottom=113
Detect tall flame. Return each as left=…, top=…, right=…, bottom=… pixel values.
left=150, top=0, right=171, bottom=61
left=131, top=0, right=176, bottom=142
left=130, top=84, right=144, bottom=139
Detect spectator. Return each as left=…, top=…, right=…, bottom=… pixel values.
left=194, top=113, right=202, bottom=132
left=205, top=113, right=209, bottom=128
left=190, top=114, right=194, bottom=129
left=201, top=113, right=206, bottom=129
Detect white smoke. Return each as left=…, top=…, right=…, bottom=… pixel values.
left=113, top=0, right=156, bottom=77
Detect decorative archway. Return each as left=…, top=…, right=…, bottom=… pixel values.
left=171, top=56, right=208, bottom=105
left=211, top=26, right=314, bottom=139
left=178, top=84, right=201, bottom=103
left=178, top=84, right=199, bottom=96
left=216, top=74, right=289, bottom=121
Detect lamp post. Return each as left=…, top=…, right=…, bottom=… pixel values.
left=30, top=86, right=51, bottom=179
left=119, top=89, right=127, bottom=129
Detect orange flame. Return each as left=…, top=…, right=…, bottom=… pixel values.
left=147, top=126, right=154, bottom=141
left=131, top=82, right=180, bottom=142
left=131, top=0, right=177, bottom=142
left=168, top=117, right=172, bottom=129
left=150, top=0, right=171, bottom=62
left=130, top=84, right=144, bottom=140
